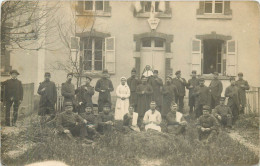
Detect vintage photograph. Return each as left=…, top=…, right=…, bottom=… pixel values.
left=1, top=0, right=259, bottom=165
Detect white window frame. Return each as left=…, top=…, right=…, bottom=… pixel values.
left=204, top=0, right=224, bottom=14
left=83, top=38, right=104, bottom=72
left=143, top=1, right=160, bottom=13
left=84, top=0, right=105, bottom=12
left=141, top=38, right=165, bottom=51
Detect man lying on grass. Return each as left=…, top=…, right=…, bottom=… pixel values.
left=143, top=101, right=162, bottom=132
left=96, top=103, right=114, bottom=134
left=166, top=103, right=187, bottom=135
left=123, top=105, right=140, bottom=132
left=197, top=105, right=219, bottom=143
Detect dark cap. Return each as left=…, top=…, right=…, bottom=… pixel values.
left=64, top=101, right=73, bottom=107
left=153, top=70, right=158, bottom=74
left=10, top=70, right=20, bottom=75
left=85, top=76, right=92, bottom=81
left=203, top=105, right=210, bottom=111
left=192, top=70, right=197, bottom=74
left=85, top=103, right=93, bottom=108
left=213, top=72, right=219, bottom=76
left=220, top=97, right=226, bottom=101
left=67, top=72, right=73, bottom=77
left=44, top=72, right=51, bottom=76
left=175, top=70, right=181, bottom=75
left=103, top=103, right=111, bottom=108
left=238, top=72, right=243, bottom=76
left=103, top=69, right=109, bottom=74
left=131, top=68, right=137, bottom=73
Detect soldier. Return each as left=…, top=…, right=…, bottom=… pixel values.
left=213, top=97, right=232, bottom=129
left=143, top=101, right=162, bottom=132
left=235, top=72, right=250, bottom=114
left=76, top=76, right=94, bottom=113
left=161, top=76, right=177, bottom=119
left=127, top=68, right=140, bottom=109
left=95, top=69, right=114, bottom=113
left=166, top=103, right=187, bottom=135
left=225, top=77, right=240, bottom=123
left=37, top=72, right=57, bottom=117
left=2, top=70, right=23, bottom=126
left=172, top=70, right=187, bottom=113
left=194, top=77, right=211, bottom=118
left=148, top=70, right=163, bottom=111
left=61, top=73, right=75, bottom=112
left=186, top=70, right=199, bottom=115
left=96, top=103, right=114, bottom=134
left=55, top=101, right=88, bottom=139
left=123, top=105, right=140, bottom=132
left=197, top=105, right=219, bottom=143
left=209, top=72, right=223, bottom=109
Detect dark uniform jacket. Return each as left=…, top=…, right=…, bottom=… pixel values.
left=166, top=111, right=185, bottom=126
left=197, top=114, right=219, bottom=131
left=76, top=84, right=95, bottom=106
left=194, top=85, right=211, bottom=105
left=136, top=83, right=153, bottom=117
left=79, top=112, right=96, bottom=126
left=161, top=83, right=177, bottom=116
left=172, top=77, right=187, bottom=96
left=123, top=113, right=132, bottom=126
left=95, top=78, right=114, bottom=103
left=148, top=76, right=163, bottom=106
left=209, top=79, right=223, bottom=98
left=187, top=77, right=199, bottom=106
left=213, top=105, right=232, bottom=117
left=2, top=79, right=23, bottom=101
left=127, top=76, right=140, bottom=105
left=235, top=79, right=249, bottom=106
left=225, top=85, right=240, bottom=108
left=61, top=81, right=75, bottom=104
left=37, top=80, right=57, bottom=105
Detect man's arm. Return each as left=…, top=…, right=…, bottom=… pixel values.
left=219, top=81, right=223, bottom=96
left=53, top=83, right=57, bottom=103
left=109, top=80, right=114, bottom=92
left=244, top=81, right=250, bottom=90
left=19, top=81, right=23, bottom=101
left=143, top=112, right=149, bottom=125
left=37, top=83, right=44, bottom=95
left=95, top=80, right=101, bottom=92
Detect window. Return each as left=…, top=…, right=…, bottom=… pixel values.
left=143, top=1, right=160, bottom=13
left=83, top=37, right=104, bottom=71
left=84, top=0, right=104, bottom=11
left=142, top=38, right=165, bottom=48
left=204, top=0, right=224, bottom=14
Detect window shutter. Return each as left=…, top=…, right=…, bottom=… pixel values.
left=105, top=37, right=116, bottom=73
left=224, top=1, right=232, bottom=15
left=165, top=2, right=171, bottom=14
left=191, top=39, right=202, bottom=75
left=76, top=1, right=84, bottom=15
left=104, top=1, right=111, bottom=12
left=70, top=36, right=80, bottom=50
left=226, top=40, right=237, bottom=76
left=196, top=1, right=205, bottom=15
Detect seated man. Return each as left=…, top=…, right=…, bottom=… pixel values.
left=197, top=105, right=219, bottom=143
left=79, top=103, right=99, bottom=139
left=143, top=101, right=162, bottom=132
left=55, top=101, right=87, bottom=139
left=166, top=103, right=187, bottom=135
left=213, top=97, right=232, bottom=130
left=123, top=105, right=140, bottom=132
left=96, top=103, right=114, bottom=134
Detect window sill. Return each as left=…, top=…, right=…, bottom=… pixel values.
left=202, top=74, right=232, bottom=80
left=196, top=14, right=232, bottom=20
left=76, top=11, right=111, bottom=17
left=135, top=12, right=172, bottom=18
left=79, top=71, right=115, bottom=78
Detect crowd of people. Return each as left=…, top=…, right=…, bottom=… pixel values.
left=1, top=66, right=250, bottom=142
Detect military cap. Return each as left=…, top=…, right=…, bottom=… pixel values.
left=67, top=72, right=73, bottom=77
left=230, top=77, right=235, bottom=81
left=131, top=68, right=137, bottom=73
left=10, top=70, right=20, bottom=75
left=85, top=103, right=93, bottom=108
left=220, top=97, right=226, bottom=101
left=192, top=70, right=197, bottom=74
left=203, top=105, right=210, bottom=111
left=238, top=72, right=243, bottom=76
left=85, top=75, right=92, bottom=81
left=103, top=103, right=111, bottom=108
left=153, top=70, right=158, bottom=74
left=64, top=101, right=73, bottom=107
left=213, top=72, right=219, bottom=76
left=175, top=70, right=181, bottom=75
left=102, top=69, right=109, bottom=74
left=44, top=72, right=51, bottom=76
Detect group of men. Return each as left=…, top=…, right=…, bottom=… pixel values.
left=1, top=67, right=250, bottom=142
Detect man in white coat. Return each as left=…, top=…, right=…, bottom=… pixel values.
left=143, top=101, right=162, bottom=132
left=115, top=77, right=130, bottom=120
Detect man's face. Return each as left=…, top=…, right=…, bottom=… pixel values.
left=85, top=78, right=91, bottom=84
left=191, top=73, right=196, bottom=78
left=153, top=73, right=158, bottom=77
left=129, top=107, right=134, bottom=114
left=231, top=80, right=235, bottom=85
left=199, top=80, right=204, bottom=86
left=103, top=107, right=110, bottom=114
left=121, top=79, right=126, bottom=85
left=45, top=75, right=51, bottom=81
left=131, top=72, right=136, bottom=77
left=166, top=77, right=171, bottom=83
left=11, top=73, right=18, bottom=79
left=65, top=106, right=73, bottom=112
left=141, top=77, right=147, bottom=84
left=220, top=100, right=225, bottom=106
left=177, top=73, right=181, bottom=78
left=213, top=74, right=218, bottom=79
left=67, top=75, right=73, bottom=82
left=85, top=107, right=92, bottom=114
left=150, top=103, right=156, bottom=110
left=238, top=75, right=243, bottom=80
left=203, top=110, right=210, bottom=116
left=171, top=106, right=177, bottom=113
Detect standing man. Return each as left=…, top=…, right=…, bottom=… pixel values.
left=2, top=70, right=23, bottom=126
left=209, top=72, right=223, bottom=109
left=194, top=77, right=211, bottom=118
left=235, top=72, right=250, bottom=114
left=127, top=68, right=140, bottom=110
left=61, top=72, right=75, bottom=112
left=225, top=77, right=240, bottom=123
left=172, top=70, right=187, bottom=113
left=136, top=76, right=153, bottom=127
left=37, top=72, right=57, bottom=117
left=186, top=70, right=199, bottom=115
left=148, top=70, right=163, bottom=111
left=95, top=69, right=114, bottom=113
left=76, top=76, right=94, bottom=113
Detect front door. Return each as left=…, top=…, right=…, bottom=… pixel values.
left=140, top=38, right=165, bottom=81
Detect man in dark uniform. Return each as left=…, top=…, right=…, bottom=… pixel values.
left=37, top=72, right=57, bottom=117
left=186, top=70, right=199, bottom=115
left=61, top=72, right=75, bottom=112
left=96, top=103, right=114, bottom=134
left=127, top=68, right=140, bottom=110
left=197, top=105, right=219, bottom=143
left=213, top=97, right=232, bottom=129
left=148, top=70, right=163, bottom=111
left=194, top=77, right=211, bottom=118
left=209, top=72, right=223, bottom=109
left=235, top=72, right=250, bottom=114
left=76, top=76, right=94, bottom=113
left=2, top=70, right=23, bottom=126
left=172, top=70, right=187, bottom=113
left=225, top=77, right=240, bottom=123
left=95, top=69, right=114, bottom=113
